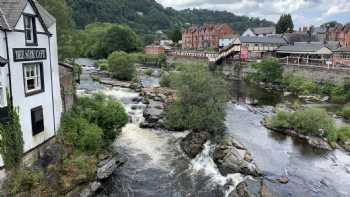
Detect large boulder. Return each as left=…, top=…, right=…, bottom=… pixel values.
left=80, top=181, right=101, bottom=197
left=180, top=131, right=210, bottom=158
left=213, top=136, right=261, bottom=177
left=97, top=156, right=126, bottom=180
left=143, top=100, right=163, bottom=123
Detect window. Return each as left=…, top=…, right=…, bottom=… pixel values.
left=23, top=63, right=44, bottom=96
left=31, top=106, right=44, bottom=135
left=24, top=15, right=37, bottom=45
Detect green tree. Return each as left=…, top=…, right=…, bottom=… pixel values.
left=165, top=64, right=228, bottom=133
left=251, top=58, right=284, bottom=83
left=168, top=27, right=182, bottom=43
left=38, top=0, right=76, bottom=60
left=276, top=14, right=294, bottom=34
left=99, top=25, right=142, bottom=58
left=107, top=51, right=136, bottom=81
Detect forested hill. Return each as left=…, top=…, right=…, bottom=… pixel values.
left=66, top=0, right=274, bottom=33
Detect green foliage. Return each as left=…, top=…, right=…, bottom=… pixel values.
left=38, top=0, right=78, bottom=60
left=165, top=64, right=228, bottom=133
left=74, top=94, right=128, bottom=145
left=80, top=23, right=142, bottom=59
left=144, top=69, right=153, bottom=76
left=340, top=105, right=350, bottom=119
left=107, top=51, right=137, bottom=81
left=282, top=74, right=318, bottom=95
left=0, top=95, right=24, bottom=169
left=5, top=169, right=43, bottom=195
left=276, top=14, right=294, bottom=34
left=250, top=58, right=283, bottom=83
left=268, top=111, right=291, bottom=129
left=168, top=27, right=182, bottom=43
left=66, top=0, right=274, bottom=36
left=268, top=108, right=336, bottom=139
left=160, top=72, right=176, bottom=88
left=290, top=108, right=335, bottom=137
left=96, top=59, right=109, bottom=71
left=60, top=112, right=103, bottom=152
left=337, top=126, right=350, bottom=142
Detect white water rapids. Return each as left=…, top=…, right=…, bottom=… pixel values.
left=78, top=67, right=244, bottom=196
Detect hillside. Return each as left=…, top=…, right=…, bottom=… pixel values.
left=66, top=0, right=274, bottom=33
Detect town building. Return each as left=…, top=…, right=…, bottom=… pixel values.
left=144, top=45, right=166, bottom=55
left=219, top=34, right=239, bottom=48
left=242, top=27, right=276, bottom=37
left=276, top=42, right=334, bottom=67
left=328, top=23, right=350, bottom=46
left=182, top=24, right=235, bottom=49
left=0, top=0, right=62, bottom=166
left=333, top=46, right=350, bottom=67
left=231, top=36, right=287, bottom=58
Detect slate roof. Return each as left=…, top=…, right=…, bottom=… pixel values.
left=0, top=56, right=7, bottom=66
left=239, top=36, right=287, bottom=45
left=0, top=0, right=55, bottom=31
left=220, top=34, right=239, bottom=39
left=276, top=42, right=332, bottom=53
left=252, top=27, right=275, bottom=35
left=334, top=46, right=350, bottom=53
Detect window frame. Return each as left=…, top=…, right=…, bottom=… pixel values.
left=22, top=62, right=45, bottom=97
left=23, top=14, right=37, bottom=46
left=31, top=106, right=44, bottom=136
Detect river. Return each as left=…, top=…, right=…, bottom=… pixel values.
left=76, top=58, right=350, bottom=197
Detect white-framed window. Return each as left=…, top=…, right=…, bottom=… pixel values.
left=24, top=15, right=37, bottom=45
left=23, top=63, right=44, bottom=96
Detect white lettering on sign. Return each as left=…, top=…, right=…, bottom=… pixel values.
left=13, top=48, right=47, bottom=62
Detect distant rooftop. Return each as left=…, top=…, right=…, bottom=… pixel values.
left=238, top=36, right=287, bottom=45
left=252, top=27, right=276, bottom=35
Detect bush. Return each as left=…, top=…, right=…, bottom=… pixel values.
left=74, top=94, right=128, bottom=145
left=5, top=169, right=43, bottom=195
left=340, top=105, right=350, bottom=119
left=60, top=112, right=103, bottom=152
left=160, top=72, right=177, bottom=88
left=165, top=64, right=228, bottom=133
left=96, top=59, right=109, bottom=71
left=250, top=58, right=283, bottom=83
left=268, top=111, right=291, bottom=129
left=290, top=108, right=335, bottom=137
left=337, top=126, right=350, bottom=142
left=268, top=108, right=336, bottom=138
left=108, top=51, right=136, bottom=81
left=144, top=69, right=153, bottom=76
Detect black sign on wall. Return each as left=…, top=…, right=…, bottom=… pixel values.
left=13, top=48, right=47, bottom=62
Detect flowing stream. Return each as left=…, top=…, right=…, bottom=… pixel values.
left=76, top=59, right=350, bottom=197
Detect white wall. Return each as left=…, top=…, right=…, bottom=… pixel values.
left=242, top=29, right=255, bottom=37
left=219, top=38, right=235, bottom=48
left=0, top=2, right=62, bottom=167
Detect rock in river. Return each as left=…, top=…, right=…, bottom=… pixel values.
left=213, top=135, right=261, bottom=177
left=180, top=131, right=210, bottom=159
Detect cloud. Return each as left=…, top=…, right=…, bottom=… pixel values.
left=156, top=0, right=350, bottom=28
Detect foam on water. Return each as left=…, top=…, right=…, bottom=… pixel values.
left=191, top=141, right=244, bottom=196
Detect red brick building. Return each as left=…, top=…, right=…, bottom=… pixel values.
left=182, top=24, right=235, bottom=49
left=144, top=45, right=166, bottom=55
left=328, top=23, right=350, bottom=46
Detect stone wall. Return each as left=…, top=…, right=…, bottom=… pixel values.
left=221, top=62, right=350, bottom=85
left=59, top=63, right=75, bottom=112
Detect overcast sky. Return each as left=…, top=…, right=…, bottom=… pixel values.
left=156, top=0, right=350, bottom=28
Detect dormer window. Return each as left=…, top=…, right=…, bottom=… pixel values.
left=24, top=15, right=37, bottom=45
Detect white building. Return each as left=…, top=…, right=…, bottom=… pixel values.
left=219, top=34, right=239, bottom=48
left=242, top=27, right=276, bottom=37
left=0, top=0, right=62, bottom=166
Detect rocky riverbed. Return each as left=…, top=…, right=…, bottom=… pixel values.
left=75, top=60, right=350, bottom=197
